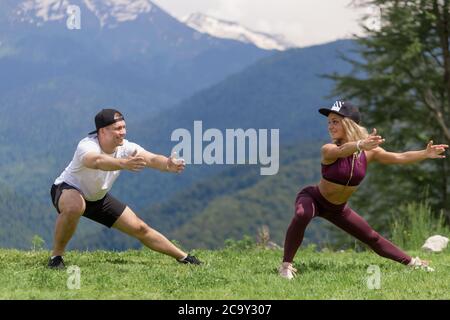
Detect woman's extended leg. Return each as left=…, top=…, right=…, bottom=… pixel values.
left=323, top=207, right=411, bottom=265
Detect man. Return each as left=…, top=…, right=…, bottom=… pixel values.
left=48, top=108, right=201, bottom=269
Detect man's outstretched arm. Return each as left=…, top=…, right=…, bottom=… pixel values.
left=82, top=152, right=147, bottom=172
left=139, top=150, right=185, bottom=173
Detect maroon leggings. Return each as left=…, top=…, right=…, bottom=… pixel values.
left=283, top=186, right=411, bottom=264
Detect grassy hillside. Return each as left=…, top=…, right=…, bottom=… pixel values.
left=0, top=246, right=448, bottom=299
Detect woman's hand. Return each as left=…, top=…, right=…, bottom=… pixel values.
left=360, top=128, right=385, bottom=151
left=425, top=140, right=448, bottom=159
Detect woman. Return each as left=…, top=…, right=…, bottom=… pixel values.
left=279, top=100, right=448, bottom=279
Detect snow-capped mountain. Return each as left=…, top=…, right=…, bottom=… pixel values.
left=0, top=0, right=270, bottom=150
left=183, top=13, right=295, bottom=51
left=15, top=0, right=153, bottom=27
left=11, top=1, right=295, bottom=51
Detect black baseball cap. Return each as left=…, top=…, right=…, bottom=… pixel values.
left=88, top=108, right=125, bottom=135
left=318, top=100, right=361, bottom=124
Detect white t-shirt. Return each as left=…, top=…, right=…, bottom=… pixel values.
left=54, top=135, right=145, bottom=201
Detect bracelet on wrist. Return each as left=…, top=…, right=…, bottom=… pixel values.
left=356, top=140, right=362, bottom=152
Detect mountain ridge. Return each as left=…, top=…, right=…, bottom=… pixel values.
left=183, top=12, right=295, bottom=51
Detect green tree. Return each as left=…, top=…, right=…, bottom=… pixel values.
left=329, top=0, right=450, bottom=229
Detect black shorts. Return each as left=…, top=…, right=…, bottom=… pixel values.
left=50, top=182, right=126, bottom=228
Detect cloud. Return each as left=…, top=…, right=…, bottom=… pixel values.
left=153, top=0, right=367, bottom=47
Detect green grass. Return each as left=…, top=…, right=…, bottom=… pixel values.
left=0, top=247, right=448, bottom=299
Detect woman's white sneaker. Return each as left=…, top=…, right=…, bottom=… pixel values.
left=408, top=256, right=435, bottom=272
left=279, top=262, right=297, bottom=280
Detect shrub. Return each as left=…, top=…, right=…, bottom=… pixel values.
left=224, top=235, right=255, bottom=250
left=31, top=235, right=45, bottom=251
left=390, top=200, right=449, bottom=250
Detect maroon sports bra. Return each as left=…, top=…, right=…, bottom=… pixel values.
left=321, top=151, right=367, bottom=186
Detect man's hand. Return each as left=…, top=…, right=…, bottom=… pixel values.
left=121, top=153, right=146, bottom=172
left=425, top=140, right=448, bottom=159
left=166, top=152, right=185, bottom=173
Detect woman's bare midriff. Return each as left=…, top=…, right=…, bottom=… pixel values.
left=318, top=178, right=358, bottom=205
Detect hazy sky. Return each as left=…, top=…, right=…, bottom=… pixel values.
left=152, top=0, right=369, bottom=47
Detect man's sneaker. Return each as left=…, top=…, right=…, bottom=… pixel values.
left=47, top=256, right=65, bottom=269
left=408, top=256, right=435, bottom=272
left=279, top=262, right=297, bottom=280
left=178, top=254, right=202, bottom=265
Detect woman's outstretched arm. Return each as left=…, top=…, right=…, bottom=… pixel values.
left=371, top=140, right=448, bottom=165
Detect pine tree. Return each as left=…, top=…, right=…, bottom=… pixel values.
left=329, top=0, right=450, bottom=236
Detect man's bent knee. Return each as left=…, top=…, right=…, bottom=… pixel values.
left=59, top=190, right=85, bottom=218
left=60, top=205, right=84, bottom=218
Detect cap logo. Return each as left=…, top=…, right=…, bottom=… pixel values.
left=331, top=101, right=343, bottom=112
left=113, top=113, right=124, bottom=121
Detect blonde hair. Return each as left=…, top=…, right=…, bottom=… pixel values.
left=335, top=117, right=369, bottom=145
